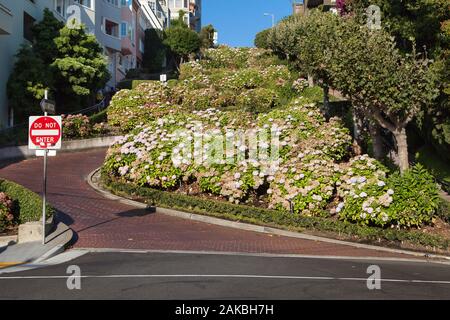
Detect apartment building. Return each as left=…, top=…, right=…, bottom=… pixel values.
left=0, top=0, right=56, bottom=128
left=293, top=0, right=337, bottom=15
left=0, top=0, right=168, bottom=127
left=168, top=0, right=201, bottom=32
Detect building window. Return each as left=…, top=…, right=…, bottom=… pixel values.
left=23, top=11, right=35, bottom=42
left=120, top=0, right=127, bottom=6
left=55, top=0, right=66, bottom=17
left=139, top=39, right=144, bottom=53
left=184, top=0, right=188, bottom=8
left=105, top=19, right=119, bottom=37
left=120, top=22, right=127, bottom=38
left=74, top=0, right=92, bottom=9
left=105, top=0, right=119, bottom=7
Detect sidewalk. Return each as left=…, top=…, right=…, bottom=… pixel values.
left=0, top=220, right=73, bottom=273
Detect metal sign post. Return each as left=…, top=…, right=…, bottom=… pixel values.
left=42, top=140, right=47, bottom=245
left=28, top=90, right=62, bottom=245
left=42, top=90, right=48, bottom=245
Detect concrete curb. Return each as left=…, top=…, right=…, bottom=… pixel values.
left=0, top=136, right=122, bottom=162
left=0, top=235, right=17, bottom=248
left=87, top=168, right=450, bottom=262
left=0, top=221, right=74, bottom=274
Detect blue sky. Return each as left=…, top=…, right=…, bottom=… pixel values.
left=202, top=0, right=294, bottom=47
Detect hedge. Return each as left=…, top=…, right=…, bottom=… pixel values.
left=101, top=173, right=450, bottom=251
left=0, top=179, right=54, bottom=224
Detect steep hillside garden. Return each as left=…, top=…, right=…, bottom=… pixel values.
left=102, top=47, right=443, bottom=233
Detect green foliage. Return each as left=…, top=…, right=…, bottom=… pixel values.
left=338, top=162, right=440, bottom=228
left=254, top=28, right=271, bottom=49
left=269, top=10, right=437, bottom=172
left=387, top=164, right=440, bottom=227
left=7, top=46, right=51, bottom=123
left=346, top=0, right=450, bottom=55
left=164, top=25, right=201, bottom=66
left=7, top=9, right=110, bottom=120
left=0, top=179, right=54, bottom=225
left=52, top=24, right=110, bottom=112
left=143, top=28, right=166, bottom=73
left=101, top=172, right=450, bottom=250
left=236, top=88, right=279, bottom=113
left=32, top=8, right=64, bottom=64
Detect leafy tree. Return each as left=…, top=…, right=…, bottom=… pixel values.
left=7, top=46, right=52, bottom=123
left=199, top=24, right=216, bottom=49
left=293, top=11, right=342, bottom=115
left=344, top=0, right=449, bottom=55
left=51, top=22, right=110, bottom=112
left=254, top=28, right=271, bottom=49
left=32, top=8, right=64, bottom=64
left=328, top=18, right=437, bottom=172
left=164, top=25, right=201, bottom=69
left=143, top=28, right=166, bottom=73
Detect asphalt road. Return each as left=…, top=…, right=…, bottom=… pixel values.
left=0, top=251, right=449, bottom=300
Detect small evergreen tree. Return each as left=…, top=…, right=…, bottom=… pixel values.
left=7, top=46, right=52, bottom=123
left=51, top=22, right=110, bottom=112
left=254, top=28, right=271, bottom=49
left=143, top=28, right=166, bottom=73
left=164, top=12, right=201, bottom=69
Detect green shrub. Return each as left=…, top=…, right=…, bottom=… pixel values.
left=338, top=162, right=440, bottom=228
left=0, top=179, right=54, bottom=225
left=236, top=88, right=279, bottom=113
left=386, top=164, right=440, bottom=227
left=89, top=109, right=108, bottom=124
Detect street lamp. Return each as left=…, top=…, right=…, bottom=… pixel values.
left=263, top=13, right=275, bottom=28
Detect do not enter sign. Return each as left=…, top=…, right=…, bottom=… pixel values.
left=29, top=116, right=62, bottom=150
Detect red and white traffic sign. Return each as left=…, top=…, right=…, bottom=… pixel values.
left=28, top=116, right=62, bottom=150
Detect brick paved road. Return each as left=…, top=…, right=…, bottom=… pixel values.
left=0, top=149, right=410, bottom=257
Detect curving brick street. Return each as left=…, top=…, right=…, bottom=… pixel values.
left=0, top=148, right=409, bottom=257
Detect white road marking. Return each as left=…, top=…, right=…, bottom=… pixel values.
left=0, top=274, right=449, bottom=285
left=76, top=248, right=450, bottom=265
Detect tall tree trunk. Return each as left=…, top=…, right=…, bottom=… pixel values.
left=368, top=121, right=384, bottom=160
left=322, top=84, right=330, bottom=118
left=352, top=107, right=364, bottom=156
left=393, top=127, right=409, bottom=173
left=307, top=74, right=314, bottom=87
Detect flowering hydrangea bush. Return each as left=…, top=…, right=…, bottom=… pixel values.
left=107, top=47, right=297, bottom=132
left=335, top=157, right=439, bottom=228
left=0, top=192, right=14, bottom=233
left=103, top=47, right=441, bottom=229
left=292, top=78, right=309, bottom=93
left=62, top=114, right=92, bottom=139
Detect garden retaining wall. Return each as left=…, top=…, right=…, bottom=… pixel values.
left=0, top=136, right=121, bottom=162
